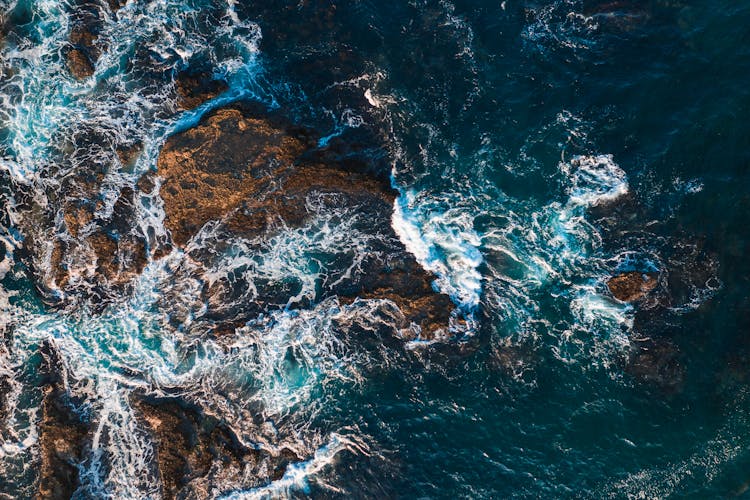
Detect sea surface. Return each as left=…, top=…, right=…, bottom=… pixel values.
left=1, top=0, right=750, bottom=498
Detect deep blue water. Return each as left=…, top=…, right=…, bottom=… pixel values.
left=1, top=0, right=750, bottom=498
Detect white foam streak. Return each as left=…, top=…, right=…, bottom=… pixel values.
left=199, top=204, right=376, bottom=310
left=220, top=433, right=367, bottom=500
left=78, top=381, right=159, bottom=499
left=392, top=188, right=483, bottom=310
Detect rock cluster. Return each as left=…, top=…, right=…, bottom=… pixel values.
left=156, top=104, right=455, bottom=338
left=15, top=175, right=155, bottom=306
left=31, top=342, right=299, bottom=499
left=132, top=395, right=298, bottom=499
left=36, top=343, right=89, bottom=499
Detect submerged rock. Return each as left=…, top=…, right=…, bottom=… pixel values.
left=582, top=0, right=652, bottom=31
left=339, top=257, right=454, bottom=339
left=625, top=337, right=684, bottom=393
left=607, top=271, right=658, bottom=302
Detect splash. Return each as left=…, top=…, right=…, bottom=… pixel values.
left=391, top=187, right=483, bottom=311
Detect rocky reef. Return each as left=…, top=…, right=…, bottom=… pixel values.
left=36, top=343, right=89, bottom=499
left=5, top=97, right=458, bottom=496
left=132, top=395, right=298, bottom=499
left=156, top=103, right=455, bottom=338
left=13, top=169, right=155, bottom=307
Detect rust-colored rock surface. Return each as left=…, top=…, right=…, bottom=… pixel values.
left=133, top=395, right=298, bottom=499
left=36, top=343, right=89, bottom=499
left=157, top=108, right=311, bottom=246
left=157, top=105, right=457, bottom=337
left=339, top=259, right=454, bottom=339
left=55, top=187, right=149, bottom=291
left=65, top=0, right=111, bottom=79
left=14, top=170, right=156, bottom=306
left=607, top=271, right=658, bottom=302
left=65, top=47, right=95, bottom=79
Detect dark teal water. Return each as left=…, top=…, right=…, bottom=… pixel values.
left=1, top=0, right=750, bottom=498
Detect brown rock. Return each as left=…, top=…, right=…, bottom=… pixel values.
left=36, top=342, right=89, bottom=500
left=338, top=259, right=453, bottom=339
left=65, top=0, right=112, bottom=79
left=116, top=142, right=143, bottom=172
left=157, top=107, right=310, bottom=246
left=222, top=162, right=396, bottom=238
left=19, top=181, right=153, bottom=305
left=62, top=187, right=149, bottom=289
left=607, top=271, right=658, bottom=302
left=69, top=26, right=98, bottom=55
left=132, top=395, right=298, bottom=499
left=65, top=47, right=95, bottom=79
left=175, top=71, right=228, bottom=110
left=104, top=0, right=126, bottom=12
left=62, top=200, right=94, bottom=239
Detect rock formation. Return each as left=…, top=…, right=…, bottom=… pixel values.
left=65, top=0, right=108, bottom=79
left=132, top=395, right=298, bottom=499
left=36, top=343, right=89, bottom=499
left=607, top=271, right=658, bottom=302
left=156, top=104, right=456, bottom=338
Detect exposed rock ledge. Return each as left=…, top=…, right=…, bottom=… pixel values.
left=156, top=105, right=456, bottom=338
left=36, top=342, right=89, bottom=499
left=132, top=394, right=298, bottom=499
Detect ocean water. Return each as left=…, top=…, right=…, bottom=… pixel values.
left=1, top=0, right=749, bottom=498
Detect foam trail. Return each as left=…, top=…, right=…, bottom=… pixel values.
left=219, top=433, right=368, bottom=500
